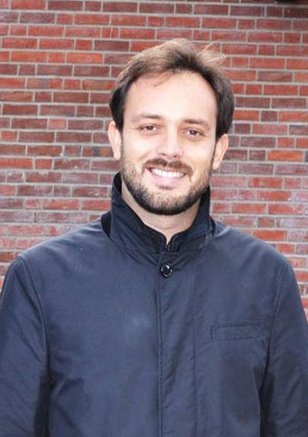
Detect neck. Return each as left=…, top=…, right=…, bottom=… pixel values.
left=121, top=183, right=200, bottom=243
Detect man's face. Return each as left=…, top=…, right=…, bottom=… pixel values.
left=109, top=71, right=228, bottom=216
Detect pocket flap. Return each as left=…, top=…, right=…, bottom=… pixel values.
left=212, top=323, right=269, bottom=341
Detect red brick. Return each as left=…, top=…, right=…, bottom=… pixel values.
left=56, top=13, right=73, bottom=25
left=35, top=92, right=52, bottom=102
left=264, top=84, right=299, bottom=96
left=0, top=12, right=18, bottom=22
left=0, top=157, right=32, bottom=169
left=68, top=120, right=103, bottom=130
left=250, top=57, right=285, bottom=69
left=48, top=1, right=83, bottom=10
left=37, top=65, right=72, bottom=76
left=27, top=78, right=62, bottom=89
left=75, top=13, right=109, bottom=25
left=276, top=164, right=308, bottom=176
left=268, top=151, right=303, bottom=162
left=56, top=132, right=91, bottom=143
left=248, top=177, right=282, bottom=189
left=261, top=111, right=278, bottom=122
left=74, top=65, right=110, bottom=77
left=296, top=138, right=308, bottom=149
left=0, top=64, right=18, bottom=75
left=65, top=26, right=100, bottom=38
left=111, top=14, right=146, bottom=26
left=43, top=199, right=80, bottom=210
left=147, top=16, right=165, bottom=27
left=236, top=96, right=270, bottom=108
left=29, top=25, right=64, bottom=37
left=230, top=5, right=263, bottom=16
left=2, top=37, right=37, bottom=49
left=85, top=1, right=101, bottom=12
left=77, top=106, right=94, bottom=117
left=0, top=51, right=9, bottom=61
left=239, top=163, right=274, bottom=175
left=12, top=0, right=44, bottom=8
left=18, top=185, right=53, bottom=196
left=258, top=45, right=275, bottom=56
left=47, top=52, right=65, bottom=63
left=67, top=52, right=103, bottom=64
left=19, top=131, right=54, bottom=143
left=257, top=190, right=291, bottom=202
left=253, top=230, right=287, bottom=241
left=94, top=40, right=129, bottom=52
left=75, top=40, right=93, bottom=51
left=290, top=125, right=308, bottom=136
left=1, top=91, right=33, bottom=101
left=11, top=50, right=47, bottom=62
left=202, top=17, right=237, bottom=28
left=194, top=4, right=228, bottom=15
left=40, top=104, right=75, bottom=116
left=232, top=203, right=267, bottom=214
left=0, top=78, right=26, bottom=89
left=3, top=104, right=37, bottom=115
left=54, top=92, right=88, bottom=103
left=175, top=4, right=192, bottom=14
left=257, top=18, right=292, bottom=31
left=27, top=145, right=62, bottom=156
left=139, top=2, right=174, bottom=13
left=287, top=58, right=308, bottom=70
left=73, top=186, right=109, bottom=198
left=20, top=12, right=55, bottom=23
left=157, top=29, right=193, bottom=40
left=39, top=38, right=74, bottom=50
left=252, top=124, right=287, bottom=136
left=34, top=159, right=52, bottom=169
left=269, top=204, right=305, bottom=215
left=12, top=118, right=47, bottom=129
left=63, top=79, right=81, bottom=90
left=103, top=1, right=137, bottom=12
left=1, top=131, right=18, bottom=142
left=0, top=184, right=16, bottom=196
left=259, top=68, right=292, bottom=81
left=247, top=31, right=282, bottom=44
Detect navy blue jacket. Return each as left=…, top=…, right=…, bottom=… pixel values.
left=1, top=174, right=308, bottom=436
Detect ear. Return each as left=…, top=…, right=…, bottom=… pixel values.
left=212, top=134, right=229, bottom=171
left=108, top=121, right=122, bottom=160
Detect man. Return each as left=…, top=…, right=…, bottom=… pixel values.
left=0, top=39, right=307, bottom=436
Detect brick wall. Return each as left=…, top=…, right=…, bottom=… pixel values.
left=0, top=0, right=307, bottom=313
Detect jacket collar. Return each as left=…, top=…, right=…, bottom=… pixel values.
left=105, top=173, right=213, bottom=255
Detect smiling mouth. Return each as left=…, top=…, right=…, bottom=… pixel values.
left=151, top=168, right=184, bottom=179
left=145, top=159, right=191, bottom=180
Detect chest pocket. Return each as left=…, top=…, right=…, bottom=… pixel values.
left=212, top=322, right=269, bottom=342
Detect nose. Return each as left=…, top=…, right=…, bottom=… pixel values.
left=156, top=128, right=184, bottom=160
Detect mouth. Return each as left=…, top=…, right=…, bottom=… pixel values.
left=144, top=159, right=191, bottom=188
left=150, top=167, right=184, bottom=179
left=145, top=159, right=191, bottom=178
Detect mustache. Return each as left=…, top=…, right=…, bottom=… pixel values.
left=144, top=158, right=192, bottom=175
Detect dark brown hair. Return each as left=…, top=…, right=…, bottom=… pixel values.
left=109, top=39, right=234, bottom=140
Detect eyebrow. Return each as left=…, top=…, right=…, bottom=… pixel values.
left=131, top=113, right=211, bottom=131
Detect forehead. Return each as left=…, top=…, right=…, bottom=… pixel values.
left=124, top=71, right=217, bottom=124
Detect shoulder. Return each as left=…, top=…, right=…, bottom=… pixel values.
left=213, top=220, right=292, bottom=273
left=15, top=220, right=106, bottom=271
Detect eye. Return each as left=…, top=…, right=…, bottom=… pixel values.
left=138, top=124, right=160, bottom=134
left=186, top=128, right=204, bottom=139
left=142, top=125, right=156, bottom=131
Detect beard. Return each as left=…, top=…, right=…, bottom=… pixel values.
left=120, top=154, right=213, bottom=216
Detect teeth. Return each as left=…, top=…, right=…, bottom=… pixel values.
left=151, top=168, right=183, bottom=178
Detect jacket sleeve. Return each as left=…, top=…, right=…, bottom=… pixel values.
left=261, top=262, right=308, bottom=436
left=0, top=257, right=49, bottom=436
